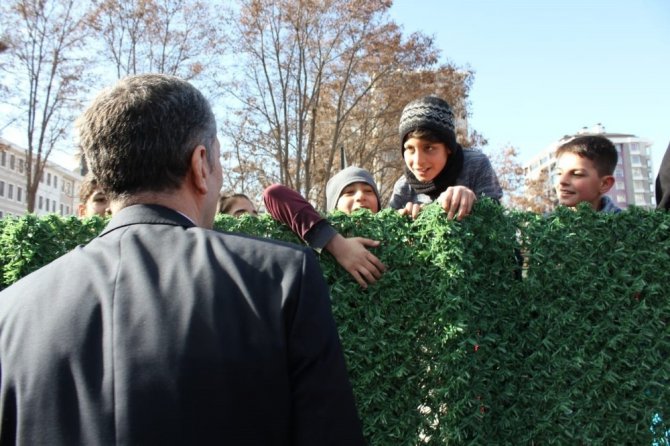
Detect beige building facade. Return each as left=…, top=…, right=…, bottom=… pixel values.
left=0, top=138, right=82, bottom=218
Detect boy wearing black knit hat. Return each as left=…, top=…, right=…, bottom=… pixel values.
left=389, top=96, right=502, bottom=220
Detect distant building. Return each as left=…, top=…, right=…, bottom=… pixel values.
left=0, top=138, right=82, bottom=218
left=524, top=124, right=655, bottom=210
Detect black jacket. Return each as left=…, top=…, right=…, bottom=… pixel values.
left=656, top=141, right=670, bottom=210
left=0, top=204, right=365, bottom=445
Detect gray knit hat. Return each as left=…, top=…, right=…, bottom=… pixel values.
left=398, top=96, right=457, bottom=150
left=326, top=166, right=381, bottom=212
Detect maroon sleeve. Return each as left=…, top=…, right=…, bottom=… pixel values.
left=263, top=184, right=326, bottom=241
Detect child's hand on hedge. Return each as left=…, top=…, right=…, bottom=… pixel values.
left=398, top=202, right=425, bottom=219
left=325, top=233, right=386, bottom=289
left=437, top=186, right=476, bottom=220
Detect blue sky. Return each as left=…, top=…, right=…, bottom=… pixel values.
left=389, top=0, right=670, bottom=177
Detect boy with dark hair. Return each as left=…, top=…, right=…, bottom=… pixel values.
left=77, top=175, right=110, bottom=218
left=554, top=135, right=621, bottom=213
left=390, top=95, right=502, bottom=220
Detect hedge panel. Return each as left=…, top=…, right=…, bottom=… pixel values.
left=0, top=200, right=667, bottom=445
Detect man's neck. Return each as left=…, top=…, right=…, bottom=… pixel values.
left=110, top=189, right=205, bottom=227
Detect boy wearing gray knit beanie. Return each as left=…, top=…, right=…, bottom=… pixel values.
left=264, top=166, right=385, bottom=289
left=325, top=166, right=381, bottom=213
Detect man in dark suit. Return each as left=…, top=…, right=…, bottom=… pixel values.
left=656, top=141, right=670, bottom=210
left=0, top=74, right=366, bottom=445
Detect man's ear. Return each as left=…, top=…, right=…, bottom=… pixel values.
left=600, top=175, right=615, bottom=194
left=190, top=145, right=210, bottom=194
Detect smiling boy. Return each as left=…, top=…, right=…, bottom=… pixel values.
left=389, top=96, right=502, bottom=220
left=264, top=167, right=386, bottom=288
left=554, top=135, right=621, bottom=213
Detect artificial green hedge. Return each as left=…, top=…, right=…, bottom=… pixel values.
left=0, top=200, right=668, bottom=445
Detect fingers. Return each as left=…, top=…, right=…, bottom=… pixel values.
left=356, top=238, right=380, bottom=248
left=399, top=202, right=423, bottom=219
left=350, top=238, right=386, bottom=272
left=448, top=188, right=463, bottom=220
left=367, top=253, right=386, bottom=275
left=411, top=203, right=422, bottom=219
left=348, top=258, right=380, bottom=289
left=351, top=270, right=368, bottom=289
left=439, top=186, right=476, bottom=220
left=456, top=191, right=476, bottom=220
left=348, top=240, right=386, bottom=288
left=329, top=235, right=386, bottom=289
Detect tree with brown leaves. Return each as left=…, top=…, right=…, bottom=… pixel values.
left=488, top=145, right=555, bottom=213
left=88, top=0, right=227, bottom=80
left=0, top=0, right=92, bottom=212
left=222, top=0, right=473, bottom=208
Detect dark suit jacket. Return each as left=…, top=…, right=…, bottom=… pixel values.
left=0, top=204, right=365, bottom=445
left=656, top=141, right=670, bottom=210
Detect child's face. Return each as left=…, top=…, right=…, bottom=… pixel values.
left=78, top=189, right=110, bottom=218
left=403, top=137, right=450, bottom=182
left=229, top=198, right=258, bottom=217
left=554, top=152, right=612, bottom=210
left=336, top=182, right=379, bottom=214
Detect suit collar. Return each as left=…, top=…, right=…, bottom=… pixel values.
left=100, top=204, right=196, bottom=237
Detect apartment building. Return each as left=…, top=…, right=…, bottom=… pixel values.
left=524, top=124, right=655, bottom=210
left=0, top=138, right=82, bottom=218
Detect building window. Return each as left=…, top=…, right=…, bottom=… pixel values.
left=630, top=143, right=640, bottom=154
left=0, top=211, right=3, bottom=218
left=54, top=175, right=58, bottom=189
left=38, top=196, right=43, bottom=209
left=0, top=152, right=5, bottom=167
left=616, top=182, right=625, bottom=190
left=10, top=155, right=15, bottom=170
left=52, top=200, right=56, bottom=212
left=17, top=187, right=22, bottom=202
left=18, top=159, right=24, bottom=173
left=631, top=155, right=641, bottom=165
left=0, top=181, right=4, bottom=196
left=617, top=194, right=626, bottom=203
left=47, top=172, right=51, bottom=186
left=60, top=204, right=63, bottom=215
left=65, top=206, right=70, bottom=215
left=8, top=184, right=13, bottom=200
